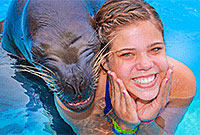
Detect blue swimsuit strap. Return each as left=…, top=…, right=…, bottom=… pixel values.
left=104, top=75, right=113, bottom=115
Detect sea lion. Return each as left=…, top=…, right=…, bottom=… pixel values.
left=2, top=0, right=102, bottom=112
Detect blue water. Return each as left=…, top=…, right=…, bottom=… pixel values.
left=0, top=0, right=200, bottom=134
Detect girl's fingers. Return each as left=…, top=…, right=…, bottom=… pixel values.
left=116, top=78, right=139, bottom=123
left=168, top=61, right=174, bottom=70
left=108, top=71, right=138, bottom=123
left=109, top=71, right=132, bottom=112
left=164, top=67, right=173, bottom=105
left=108, top=71, right=122, bottom=109
left=156, top=68, right=173, bottom=107
left=156, top=78, right=168, bottom=106
left=116, top=79, right=128, bottom=111
left=116, top=79, right=135, bottom=109
left=162, top=62, right=174, bottom=106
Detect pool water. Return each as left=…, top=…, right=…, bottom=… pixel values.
left=0, top=0, right=200, bottom=134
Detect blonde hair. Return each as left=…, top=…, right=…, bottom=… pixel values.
left=91, top=0, right=163, bottom=47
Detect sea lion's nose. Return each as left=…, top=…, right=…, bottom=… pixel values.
left=74, top=94, right=84, bottom=100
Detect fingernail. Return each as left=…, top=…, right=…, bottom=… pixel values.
left=108, top=72, right=111, bottom=76
left=122, top=91, right=125, bottom=95
left=170, top=69, right=173, bottom=74
left=166, top=79, right=168, bottom=83
left=107, top=71, right=112, bottom=77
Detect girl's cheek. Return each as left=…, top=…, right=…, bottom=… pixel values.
left=156, top=56, right=168, bottom=71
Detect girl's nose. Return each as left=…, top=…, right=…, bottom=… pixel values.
left=135, top=54, right=153, bottom=71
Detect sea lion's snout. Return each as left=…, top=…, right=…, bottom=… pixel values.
left=55, top=63, right=95, bottom=112
left=42, top=47, right=96, bottom=112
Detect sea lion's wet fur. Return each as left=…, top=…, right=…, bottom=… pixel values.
left=2, top=0, right=101, bottom=112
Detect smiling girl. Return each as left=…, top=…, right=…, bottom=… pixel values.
left=91, top=0, right=196, bottom=134
left=55, top=0, right=196, bottom=134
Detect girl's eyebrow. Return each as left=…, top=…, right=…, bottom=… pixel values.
left=116, top=48, right=136, bottom=53
left=148, top=41, right=164, bottom=48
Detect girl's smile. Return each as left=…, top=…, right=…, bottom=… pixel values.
left=132, top=73, right=159, bottom=89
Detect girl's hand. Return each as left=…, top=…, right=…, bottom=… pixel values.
left=136, top=62, right=174, bottom=121
left=108, top=71, right=140, bottom=130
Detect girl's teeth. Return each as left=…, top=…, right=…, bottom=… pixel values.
left=134, top=75, right=155, bottom=84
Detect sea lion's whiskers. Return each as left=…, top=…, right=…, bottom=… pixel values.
left=11, top=65, right=57, bottom=86
left=11, top=65, right=53, bottom=78
left=55, top=90, right=62, bottom=95
left=14, top=68, right=53, bottom=82
left=0, top=64, right=58, bottom=93
left=91, top=73, right=100, bottom=88
left=14, top=64, right=58, bottom=89
left=37, top=75, right=59, bottom=93
left=33, top=62, right=56, bottom=77
left=92, top=71, right=99, bottom=81
left=92, top=82, right=98, bottom=87
left=92, top=73, right=99, bottom=85
left=10, top=64, right=52, bottom=75
left=56, top=89, right=65, bottom=98
left=91, top=35, right=117, bottom=64
left=92, top=51, right=113, bottom=76
left=91, top=36, right=117, bottom=76
left=91, top=43, right=109, bottom=65
left=17, top=69, right=57, bottom=92
left=45, top=83, right=58, bottom=93
left=0, top=64, right=49, bottom=77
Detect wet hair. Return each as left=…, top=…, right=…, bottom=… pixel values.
left=91, top=0, right=164, bottom=49
left=91, top=0, right=164, bottom=73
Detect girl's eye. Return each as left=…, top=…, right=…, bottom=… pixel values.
left=120, top=53, right=134, bottom=57
left=150, top=47, right=163, bottom=53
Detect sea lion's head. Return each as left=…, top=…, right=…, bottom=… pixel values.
left=30, top=1, right=101, bottom=112
left=2, top=0, right=101, bottom=112
left=36, top=35, right=99, bottom=112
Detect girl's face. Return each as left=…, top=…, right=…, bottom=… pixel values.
left=108, top=21, right=168, bottom=101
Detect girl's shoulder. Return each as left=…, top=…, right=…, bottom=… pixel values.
left=168, top=56, right=196, bottom=99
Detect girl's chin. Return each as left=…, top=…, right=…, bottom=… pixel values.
left=130, top=88, right=159, bottom=101
left=138, top=91, right=158, bottom=101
